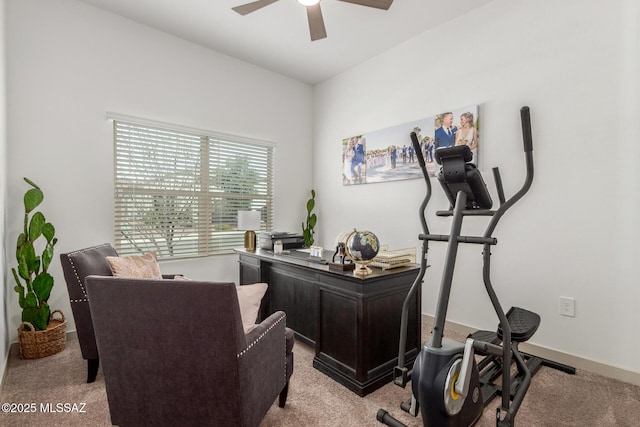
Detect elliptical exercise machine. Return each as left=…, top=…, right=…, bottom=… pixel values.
left=377, top=107, right=575, bottom=427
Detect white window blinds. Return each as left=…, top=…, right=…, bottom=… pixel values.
left=113, top=120, right=273, bottom=259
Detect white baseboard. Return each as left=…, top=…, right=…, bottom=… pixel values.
left=421, top=314, right=640, bottom=387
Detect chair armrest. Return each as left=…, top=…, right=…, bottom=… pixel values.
left=237, top=311, right=287, bottom=426
left=244, top=311, right=284, bottom=343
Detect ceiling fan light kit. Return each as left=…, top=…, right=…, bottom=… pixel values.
left=232, top=0, right=393, bottom=41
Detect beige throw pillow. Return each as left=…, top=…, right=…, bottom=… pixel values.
left=168, top=275, right=268, bottom=335
left=237, top=283, right=268, bottom=334
left=106, top=251, right=163, bottom=279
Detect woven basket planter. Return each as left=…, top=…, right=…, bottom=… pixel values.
left=18, top=310, right=67, bottom=359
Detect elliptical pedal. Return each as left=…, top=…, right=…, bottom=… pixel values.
left=469, top=329, right=501, bottom=345
left=498, top=307, right=540, bottom=343
left=470, top=307, right=542, bottom=408
left=469, top=307, right=540, bottom=347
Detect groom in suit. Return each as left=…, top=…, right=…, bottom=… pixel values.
left=434, top=112, right=457, bottom=149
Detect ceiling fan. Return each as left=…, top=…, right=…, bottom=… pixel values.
left=232, top=0, right=394, bottom=41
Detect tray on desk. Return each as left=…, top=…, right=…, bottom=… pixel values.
left=371, top=248, right=416, bottom=270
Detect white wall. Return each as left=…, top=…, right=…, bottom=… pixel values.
left=1, top=0, right=9, bottom=379
left=4, top=0, right=313, bottom=342
left=313, top=0, right=640, bottom=373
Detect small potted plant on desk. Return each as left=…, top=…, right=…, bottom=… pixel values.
left=11, top=177, right=66, bottom=359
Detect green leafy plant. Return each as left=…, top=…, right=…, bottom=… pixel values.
left=302, top=189, right=317, bottom=247
left=11, top=178, right=58, bottom=331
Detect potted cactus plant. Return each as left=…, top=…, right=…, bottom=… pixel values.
left=12, top=177, right=66, bottom=359
left=302, top=189, right=317, bottom=247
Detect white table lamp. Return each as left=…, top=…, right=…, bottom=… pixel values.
left=238, top=210, right=261, bottom=251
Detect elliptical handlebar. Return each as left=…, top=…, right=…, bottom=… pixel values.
left=481, top=106, right=536, bottom=423
left=411, top=131, right=427, bottom=169
left=491, top=106, right=532, bottom=208
left=410, top=132, right=431, bottom=236
left=484, top=106, right=535, bottom=237
left=521, top=106, right=533, bottom=153
left=393, top=132, right=432, bottom=384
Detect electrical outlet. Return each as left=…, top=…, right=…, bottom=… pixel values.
left=559, top=297, right=575, bottom=317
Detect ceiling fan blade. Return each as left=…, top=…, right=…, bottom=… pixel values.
left=232, top=0, right=280, bottom=16
left=337, top=0, right=393, bottom=10
left=306, top=3, right=327, bottom=41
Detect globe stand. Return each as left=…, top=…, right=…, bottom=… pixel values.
left=353, top=261, right=373, bottom=276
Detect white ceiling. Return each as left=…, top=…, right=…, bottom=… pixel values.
left=77, top=0, right=495, bottom=85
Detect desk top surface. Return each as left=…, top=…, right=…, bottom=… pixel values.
left=235, top=248, right=419, bottom=280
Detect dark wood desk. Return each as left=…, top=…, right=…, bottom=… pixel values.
left=236, top=248, right=421, bottom=396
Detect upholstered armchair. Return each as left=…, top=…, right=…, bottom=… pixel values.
left=85, top=277, right=294, bottom=427
left=60, top=243, right=178, bottom=382
left=60, top=243, right=118, bottom=383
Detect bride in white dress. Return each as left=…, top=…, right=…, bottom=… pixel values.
left=455, top=112, right=478, bottom=162
left=380, top=148, right=392, bottom=172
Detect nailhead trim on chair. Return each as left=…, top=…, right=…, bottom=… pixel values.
left=237, top=315, right=286, bottom=359
left=65, top=243, right=111, bottom=302
left=237, top=314, right=289, bottom=392
left=67, top=255, right=88, bottom=300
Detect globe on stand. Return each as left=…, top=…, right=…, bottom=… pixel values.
left=345, top=229, right=380, bottom=276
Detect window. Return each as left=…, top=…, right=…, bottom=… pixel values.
left=112, top=117, right=274, bottom=259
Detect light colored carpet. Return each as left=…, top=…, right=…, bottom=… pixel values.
left=1, top=321, right=639, bottom=426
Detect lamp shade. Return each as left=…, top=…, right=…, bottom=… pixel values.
left=237, top=210, right=261, bottom=231
left=238, top=210, right=261, bottom=252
